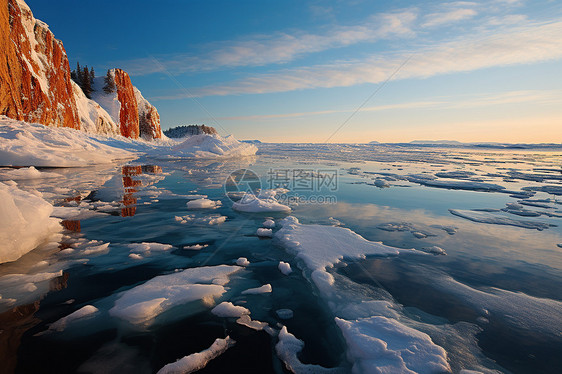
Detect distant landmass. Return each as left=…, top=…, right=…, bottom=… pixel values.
left=241, top=140, right=262, bottom=144
left=163, top=125, right=218, bottom=138
left=409, top=140, right=464, bottom=145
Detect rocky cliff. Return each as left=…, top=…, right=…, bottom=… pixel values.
left=0, top=0, right=162, bottom=140
left=0, top=0, right=79, bottom=129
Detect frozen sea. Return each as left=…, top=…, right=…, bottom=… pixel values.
left=1, top=143, right=561, bottom=374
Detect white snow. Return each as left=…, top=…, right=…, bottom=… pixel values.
left=263, top=219, right=275, bottom=228
left=127, top=242, right=174, bottom=254
left=73, top=80, right=120, bottom=136
left=335, top=316, right=451, bottom=374
left=48, top=305, right=99, bottom=332
left=0, top=116, right=135, bottom=167
left=109, top=265, right=243, bottom=325
left=186, top=198, right=221, bottom=209
left=171, top=133, right=257, bottom=159
left=256, top=228, right=273, bottom=237
left=232, top=193, right=291, bottom=213
left=278, top=261, right=292, bottom=275
left=449, top=209, right=554, bottom=230
left=241, top=284, right=272, bottom=294
left=236, top=257, right=250, bottom=266
left=211, top=301, right=250, bottom=317
left=156, top=336, right=236, bottom=374
left=0, top=182, right=61, bottom=263
left=0, top=166, right=62, bottom=180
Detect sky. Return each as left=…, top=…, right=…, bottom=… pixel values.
left=26, top=0, right=562, bottom=143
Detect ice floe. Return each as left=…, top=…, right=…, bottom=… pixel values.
left=449, top=209, right=555, bottom=230
left=0, top=166, right=62, bottom=180
left=156, top=336, right=236, bottom=374
left=211, top=301, right=250, bottom=317
left=278, top=261, right=292, bottom=275
left=48, top=305, right=99, bottom=332
left=171, top=133, right=257, bottom=159
left=263, top=219, right=276, bottom=228
left=236, top=314, right=268, bottom=331
left=335, top=316, right=451, bottom=374
left=109, top=265, right=243, bottom=325
left=236, top=257, right=250, bottom=266
left=241, top=284, right=272, bottom=294
left=0, top=182, right=62, bottom=263
left=232, top=193, right=291, bottom=213
left=256, top=228, right=273, bottom=237
left=186, top=198, right=221, bottom=209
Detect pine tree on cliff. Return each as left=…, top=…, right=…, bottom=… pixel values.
left=89, top=67, right=95, bottom=89
left=75, top=61, right=82, bottom=85
left=82, top=67, right=92, bottom=98
left=103, top=69, right=115, bottom=94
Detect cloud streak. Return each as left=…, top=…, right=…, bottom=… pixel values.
left=151, top=19, right=562, bottom=99
left=121, top=10, right=417, bottom=76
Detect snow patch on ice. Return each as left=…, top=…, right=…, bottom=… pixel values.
left=232, top=193, right=291, bottom=213
left=211, top=301, right=250, bottom=317
left=186, top=198, right=221, bottom=209
left=241, top=284, right=272, bottom=295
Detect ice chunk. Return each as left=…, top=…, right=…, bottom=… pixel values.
left=373, top=179, right=390, bottom=188
left=156, top=336, right=236, bottom=374
left=81, top=243, right=110, bottom=256
left=256, top=228, right=273, bottom=237
left=335, top=316, right=451, bottom=373
left=276, top=309, right=294, bottom=319
left=232, top=193, right=291, bottom=213
left=48, top=305, right=98, bottom=332
left=183, top=244, right=208, bottom=251
left=241, top=284, right=272, bottom=294
left=449, top=209, right=555, bottom=230
left=211, top=301, right=250, bottom=317
left=236, top=257, right=250, bottom=266
left=0, top=166, right=62, bottom=180
left=110, top=265, right=243, bottom=325
left=176, top=214, right=227, bottom=225
left=236, top=315, right=268, bottom=331
left=278, top=261, right=292, bottom=275
left=185, top=194, right=208, bottom=200
left=0, top=182, right=61, bottom=264
left=263, top=219, right=275, bottom=228
left=186, top=198, right=221, bottom=209
left=421, top=246, right=447, bottom=255
left=127, top=242, right=174, bottom=254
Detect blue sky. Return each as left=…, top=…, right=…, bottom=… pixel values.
left=27, top=0, right=562, bottom=142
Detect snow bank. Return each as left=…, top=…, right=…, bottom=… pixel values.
left=0, top=116, right=135, bottom=167
left=171, top=133, right=257, bottom=159
left=157, top=336, right=236, bottom=374
left=449, top=209, right=554, bottom=230
left=232, top=193, right=291, bottom=213
left=110, top=265, right=243, bottom=325
left=0, top=182, right=61, bottom=263
left=335, top=316, right=451, bottom=374
left=211, top=301, right=250, bottom=317
left=0, top=166, right=62, bottom=180
left=48, top=305, right=99, bottom=332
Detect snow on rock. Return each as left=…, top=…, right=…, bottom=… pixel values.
left=48, top=305, right=98, bottom=332
left=134, top=86, right=162, bottom=140
left=335, top=316, right=451, bottom=374
left=72, top=80, right=119, bottom=136
left=156, top=336, right=236, bottom=374
left=0, top=117, right=135, bottom=167
left=171, top=133, right=257, bottom=159
left=232, top=193, right=291, bottom=213
left=211, top=301, right=250, bottom=317
left=186, top=198, right=221, bottom=209
left=109, top=265, right=243, bottom=325
left=236, top=257, right=250, bottom=266
left=241, top=284, right=272, bottom=295
left=113, top=69, right=139, bottom=139
left=0, top=181, right=61, bottom=263
left=0, top=166, right=61, bottom=180
left=256, top=228, right=273, bottom=237
left=449, top=209, right=555, bottom=230
left=278, top=261, right=292, bottom=275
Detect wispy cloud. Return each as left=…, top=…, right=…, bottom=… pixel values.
left=121, top=10, right=417, bottom=76
left=422, top=8, right=478, bottom=28
left=150, top=19, right=562, bottom=99
left=216, top=90, right=561, bottom=121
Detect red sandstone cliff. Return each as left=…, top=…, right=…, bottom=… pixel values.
left=0, top=0, right=163, bottom=140
left=0, top=0, right=79, bottom=129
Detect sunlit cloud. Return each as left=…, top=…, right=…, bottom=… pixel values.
left=156, top=19, right=562, bottom=98
left=120, top=10, right=417, bottom=76
left=422, top=8, right=478, bottom=28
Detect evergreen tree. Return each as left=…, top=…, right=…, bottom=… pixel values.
left=76, top=61, right=82, bottom=85
left=90, top=67, right=95, bottom=83
left=82, top=67, right=92, bottom=98
left=103, top=69, right=115, bottom=94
